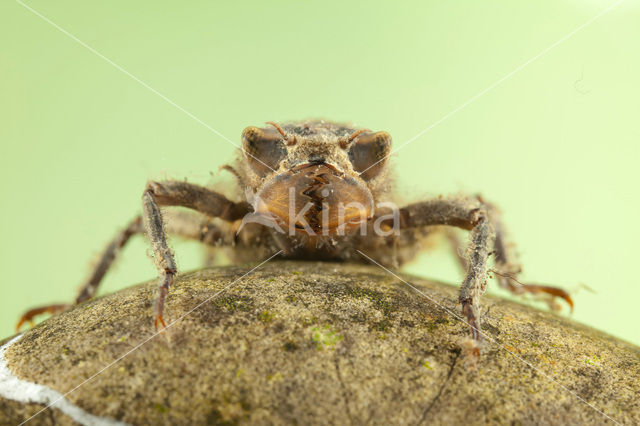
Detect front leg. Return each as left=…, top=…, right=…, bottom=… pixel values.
left=443, top=199, right=573, bottom=311
left=142, top=190, right=177, bottom=330
left=143, top=181, right=251, bottom=330
left=387, top=198, right=495, bottom=351
left=17, top=199, right=241, bottom=331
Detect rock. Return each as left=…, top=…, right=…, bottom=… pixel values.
left=0, top=261, right=638, bottom=425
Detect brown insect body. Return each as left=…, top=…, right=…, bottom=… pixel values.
left=236, top=120, right=391, bottom=261
left=18, top=120, right=573, bottom=357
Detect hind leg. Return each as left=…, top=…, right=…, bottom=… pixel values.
left=16, top=209, right=235, bottom=331
left=485, top=201, right=573, bottom=311
left=16, top=216, right=143, bottom=331
left=381, top=196, right=572, bottom=355
left=443, top=198, right=573, bottom=311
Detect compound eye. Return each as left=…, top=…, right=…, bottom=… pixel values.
left=241, top=126, right=287, bottom=177
left=348, top=131, right=391, bottom=180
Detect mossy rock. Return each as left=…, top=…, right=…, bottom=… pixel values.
left=1, top=261, right=638, bottom=425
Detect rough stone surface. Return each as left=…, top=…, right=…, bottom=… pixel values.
left=1, top=261, right=638, bottom=425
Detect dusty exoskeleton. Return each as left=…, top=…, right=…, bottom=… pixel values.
left=17, top=121, right=572, bottom=354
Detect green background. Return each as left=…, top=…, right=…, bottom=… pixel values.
left=1, top=0, right=638, bottom=346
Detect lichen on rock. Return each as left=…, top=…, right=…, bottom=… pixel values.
left=1, top=261, right=638, bottom=425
